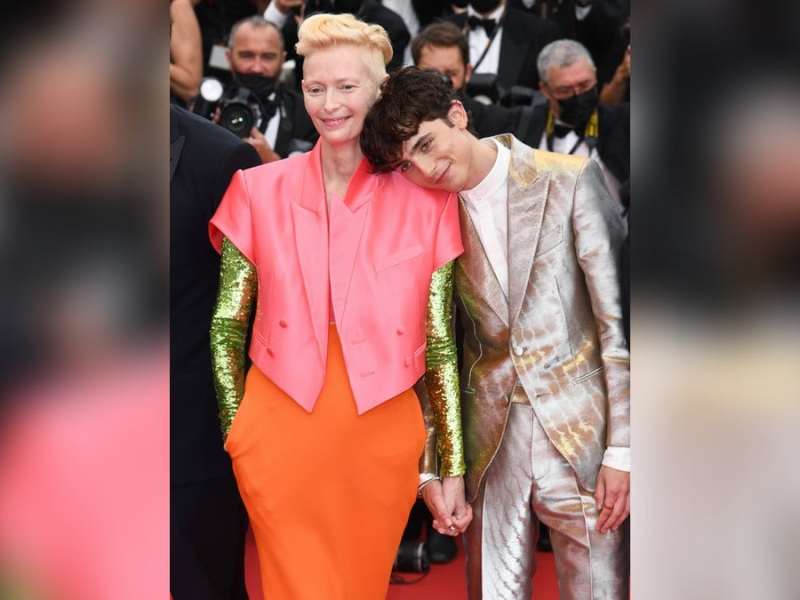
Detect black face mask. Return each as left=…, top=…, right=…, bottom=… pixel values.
left=234, top=72, right=278, bottom=104
left=557, top=86, right=598, bottom=129
left=469, top=0, right=501, bottom=14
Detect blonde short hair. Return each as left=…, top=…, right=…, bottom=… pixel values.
left=296, top=13, right=392, bottom=82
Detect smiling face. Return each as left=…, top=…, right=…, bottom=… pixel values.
left=397, top=101, right=481, bottom=192
left=301, top=45, right=382, bottom=148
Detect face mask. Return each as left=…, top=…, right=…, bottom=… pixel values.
left=557, top=86, right=598, bottom=129
left=469, top=0, right=502, bottom=14
left=234, top=72, right=278, bottom=103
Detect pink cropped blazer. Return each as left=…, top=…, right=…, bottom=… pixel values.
left=209, top=142, right=463, bottom=414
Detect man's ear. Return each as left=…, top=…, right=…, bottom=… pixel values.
left=464, top=63, right=473, bottom=85
left=448, top=100, right=469, bottom=129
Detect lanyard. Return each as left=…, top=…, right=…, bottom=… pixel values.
left=544, top=109, right=600, bottom=155
left=470, top=11, right=505, bottom=72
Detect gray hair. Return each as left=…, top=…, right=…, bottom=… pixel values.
left=536, top=39, right=595, bottom=84
left=228, top=16, right=284, bottom=52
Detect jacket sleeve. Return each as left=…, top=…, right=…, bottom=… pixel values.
left=422, top=260, right=465, bottom=478
left=210, top=237, right=257, bottom=439
left=572, top=159, right=630, bottom=449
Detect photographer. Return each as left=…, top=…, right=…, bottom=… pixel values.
left=411, top=21, right=526, bottom=139
left=201, top=16, right=316, bottom=163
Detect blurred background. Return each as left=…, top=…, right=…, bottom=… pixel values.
left=0, top=0, right=798, bottom=598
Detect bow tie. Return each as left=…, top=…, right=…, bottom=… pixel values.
left=553, top=123, right=575, bottom=138
left=467, top=15, right=498, bottom=37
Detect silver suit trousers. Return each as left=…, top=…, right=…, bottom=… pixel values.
left=464, top=401, right=629, bottom=600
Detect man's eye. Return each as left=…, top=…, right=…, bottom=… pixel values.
left=399, top=161, right=412, bottom=173
left=341, top=84, right=356, bottom=91
left=420, top=140, right=431, bottom=152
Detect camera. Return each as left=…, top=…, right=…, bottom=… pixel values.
left=192, top=77, right=269, bottom=139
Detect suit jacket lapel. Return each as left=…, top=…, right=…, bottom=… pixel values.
left=498, top=16, right=525, bottom=89
left=502, top=135, right=550, bottom=327
left=457, top=200, right=509, bottom=328
left=291, top=141, right=329, bottom=363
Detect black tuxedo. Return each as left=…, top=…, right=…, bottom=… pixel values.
left=443, top=6, right=559, bottom=91
left=462, top=92, right=523, bottom=138
left=270, top=87, right=318, bottom=158
left=519, top=101, right=629, bottom=185
left=282, top=0, right=411, bottom=89
left=170, top=105, right=259, bottom=600
left=507, top=0, right=626, bottom=85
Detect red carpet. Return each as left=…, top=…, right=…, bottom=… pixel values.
left=245, top=530, right=559, bottom=599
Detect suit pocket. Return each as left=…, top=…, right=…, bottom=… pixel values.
left=374, top=243, right=424, bottom=272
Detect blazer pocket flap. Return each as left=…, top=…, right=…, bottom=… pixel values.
left=375, top=244, right=424, bottom=272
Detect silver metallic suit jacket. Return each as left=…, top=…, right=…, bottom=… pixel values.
left=420, top=134, right=630, bottom=503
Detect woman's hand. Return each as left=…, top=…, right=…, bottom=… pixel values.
left=422, top=476, right=473, bottom=536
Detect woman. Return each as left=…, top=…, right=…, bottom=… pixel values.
left=208, top=13, right=467, bottom=599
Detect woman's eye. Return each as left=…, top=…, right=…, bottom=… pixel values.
left=341, top=84, right=356, bottom=91
left=399, top=161, right=412, bottom=173
left=420, top=140, right=431, bottom=152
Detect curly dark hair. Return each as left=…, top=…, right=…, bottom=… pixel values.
left=360, top=66, right=457, bottom=173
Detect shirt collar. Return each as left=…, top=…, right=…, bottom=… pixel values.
left=461, top=139, right=510, bottom=208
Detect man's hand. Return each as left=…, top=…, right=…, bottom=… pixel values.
left=594, top=465, right=629, bottom=533
left=422, top=476, right=472, bottom=536
left=245, top=127, right=280, bottom=163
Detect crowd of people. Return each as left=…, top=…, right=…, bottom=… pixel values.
left=170, top=1, right=630, bottom=599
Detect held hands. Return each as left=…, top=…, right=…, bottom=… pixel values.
left=594, top=465, right=630, bottom=533
left=421, top=476, right=473, bottom=536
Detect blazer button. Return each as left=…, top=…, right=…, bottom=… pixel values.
left=267, top=348, right=275, bottom=357
left=279, top=320, right=287, bottom=328
left=396, top=328, right=404, bottom=336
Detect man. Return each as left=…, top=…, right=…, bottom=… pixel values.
left=264, top=0, right=410, bottom=79
left=171, top=104, right=261, bottom=599
left=411, top=21, right=524, bottom=139
left=508, top=0, right=626, bottom=86
left=226, top=16, right=316, bottom=162
left=520, top=38, right=629, bottom=205
left=443, top=0, right=559, bottom=91
left=362, top=67, right=629, bottom=599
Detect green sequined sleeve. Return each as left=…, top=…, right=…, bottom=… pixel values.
left=424, top=261, right=466, bottom=477
left=210, top=237, right=257, bottom=439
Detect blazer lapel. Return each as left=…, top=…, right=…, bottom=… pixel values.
left=503, top=135, right=550, bottom=327
left=457, top=200, right=510, bottom=328
left=291, top=142, right=329, bottom=363
left=170, top=136, right=185, bottom=182
left=498, top=16, right=526, bottom=89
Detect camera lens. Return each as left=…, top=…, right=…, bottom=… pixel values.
left=220, top=103, right=255, bottom=138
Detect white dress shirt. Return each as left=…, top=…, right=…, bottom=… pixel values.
left=263, top=2, right=289, bottom=28
left=462, top=139, right=630, bottom=472
left=467, top=3, right=504, bottom=76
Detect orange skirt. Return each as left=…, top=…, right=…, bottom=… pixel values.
left=224, top=325, right=425, bottom=599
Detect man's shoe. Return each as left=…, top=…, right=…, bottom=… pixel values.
left=427, top=529, right=457, bottom=563
left=537, top=524, right=553, bottom=552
